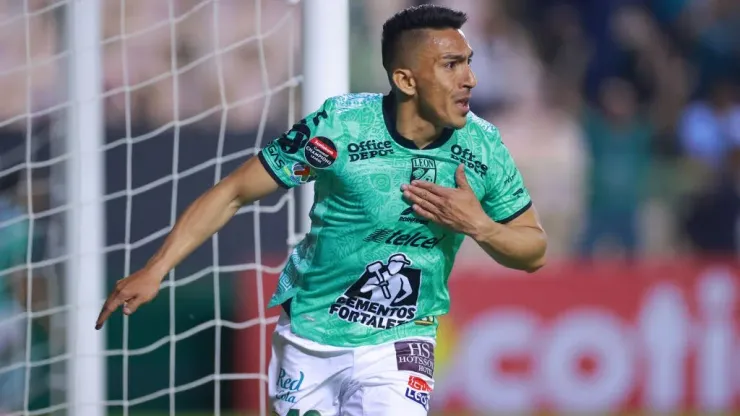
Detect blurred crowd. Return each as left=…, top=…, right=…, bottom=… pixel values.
left=0, top=0, right=739, bottom=281
left=409, top=0, right=740, bottom=262
left=0, top=0, right=737, bottom=411
left=0, top=0, right=737, bottom=303
left=1, top=0, right=734, bottom=265
left=0, top=0, right=737, bottom=262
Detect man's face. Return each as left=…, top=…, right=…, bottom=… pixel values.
left=412, top=28, right=477, bottom=129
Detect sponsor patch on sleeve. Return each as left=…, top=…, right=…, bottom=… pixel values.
left=287, top=162, right=315, bottom=185
left=304, top=136, right=337, bottom=168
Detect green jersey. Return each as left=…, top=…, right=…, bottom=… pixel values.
left=258, top=93, right=531, bottom=347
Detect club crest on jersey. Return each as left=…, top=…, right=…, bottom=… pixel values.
left=410, top=157, right=436, bottom=183
left=328, top=253, right=421, bottom=330
left=399, top=158, right=437, bottom=224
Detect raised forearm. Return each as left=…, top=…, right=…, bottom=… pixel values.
left=471, top=218, right=547, bottom=272
left=146, top=181, right=241, bottom=280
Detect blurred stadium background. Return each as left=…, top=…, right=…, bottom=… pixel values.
left=1, top=0, right=739, bottom=415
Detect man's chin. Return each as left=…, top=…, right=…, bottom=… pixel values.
left=449, top=115, right=468, bottom=130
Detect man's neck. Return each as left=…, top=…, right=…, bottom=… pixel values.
left=395, top=99, right=445, bottom=149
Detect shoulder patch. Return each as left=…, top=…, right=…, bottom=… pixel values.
left=304, top=136, right=337, bottom=169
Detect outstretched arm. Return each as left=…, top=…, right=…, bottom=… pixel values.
left=144, top=156, right=279, bottom=279
left=95, top=156, right=280, bottom=329
left=402, top=164, right=547, bottom=272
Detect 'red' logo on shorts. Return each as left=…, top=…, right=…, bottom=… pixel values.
left=405, top=375, right=432, bottom=409
left=408, top=375, right=432, bottom=392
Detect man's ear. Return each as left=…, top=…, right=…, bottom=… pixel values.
left=392, top=68, right=416, bottom=96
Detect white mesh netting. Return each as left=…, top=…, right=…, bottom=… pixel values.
left=0, top=0, right=305, bottom=414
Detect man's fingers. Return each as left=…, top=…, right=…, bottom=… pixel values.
left=95, top=287, right=135, bottom=329
left=404, top=185, right=445, bottom=209
left=95, top=295, right=123, bottom=330
left=123, top=296, right=143, bottom=315
left=407, top=179, right=450, bottom=196
left=410, top=194, right=440, bottom=216
left=412, top=204, right=439, bottom=223
left=455, top=164, right=472, bottom=190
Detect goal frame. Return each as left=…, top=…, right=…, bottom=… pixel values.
left=299, top=0, right=350, bottom=235
left=65, top=1, right=105, bottom=415
left=63, top=0, right=349, bottom=415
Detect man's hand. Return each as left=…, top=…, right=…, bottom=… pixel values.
left=95, top=269, right=163, bottom=330
left=403, top=163, right=546, bottom=272
left=401, top=164, right=487, bottom=236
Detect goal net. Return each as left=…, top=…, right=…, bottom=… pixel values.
left=0, top=0, right=347, bottom=415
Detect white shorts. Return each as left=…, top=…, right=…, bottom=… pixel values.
left=268, top=313, right=436, bottom=416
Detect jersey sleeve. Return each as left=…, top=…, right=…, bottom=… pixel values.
left=258, top=97, right=341, bottom=188
left=480, top=127, right=533, bottom=223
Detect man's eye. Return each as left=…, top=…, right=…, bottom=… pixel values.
left=445, top=62, right=456, bottom=69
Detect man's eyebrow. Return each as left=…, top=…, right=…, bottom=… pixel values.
left=441, top=51, right=474, bottom=60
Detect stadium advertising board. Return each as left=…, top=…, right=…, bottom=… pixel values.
left=235, top=260, right=740, bottom=414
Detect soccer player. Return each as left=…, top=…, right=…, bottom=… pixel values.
left=95, top=4, right=547, bottom=415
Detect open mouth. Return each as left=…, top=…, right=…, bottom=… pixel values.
left=455, top=98, right=470, bottom=112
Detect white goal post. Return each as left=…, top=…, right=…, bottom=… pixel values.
left=61, top=0, right=349, bottom=415
left=65, top=1, right=105, bottom=416
left=299, top=0, right=350, bottom=235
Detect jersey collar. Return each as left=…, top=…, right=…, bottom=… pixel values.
left=382, top=93, right=454, bottom=150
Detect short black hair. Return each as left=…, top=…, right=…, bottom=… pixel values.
left=381, top=4, right=468, bottom=73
